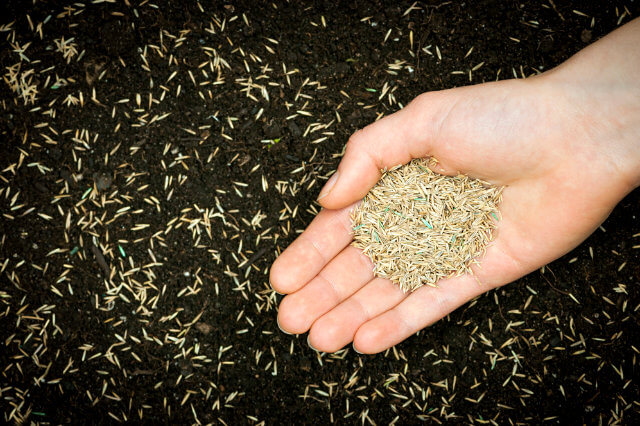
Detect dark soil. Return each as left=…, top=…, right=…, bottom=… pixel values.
left=1, top=0, right=639, bottom=424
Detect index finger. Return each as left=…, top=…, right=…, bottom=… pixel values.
left=269, top=203, right=357, bottom=294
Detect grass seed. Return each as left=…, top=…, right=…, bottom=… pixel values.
left=351, top=158, right=503, bottom=292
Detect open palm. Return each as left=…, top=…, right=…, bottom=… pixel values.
left=270, top=21, right=640, bottom=354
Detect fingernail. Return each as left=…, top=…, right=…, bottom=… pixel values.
left=277, top=316, right=292, bottom=335
left=307, top=335, right=319, bottom=352
left=318, top=171, right=339, bottom=200
left=352, top=344, right=363, bottom=354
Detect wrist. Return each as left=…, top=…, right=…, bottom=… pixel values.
left=539, top=61, right=640, bottom=193
left=558, top=73, right=640, bottom=193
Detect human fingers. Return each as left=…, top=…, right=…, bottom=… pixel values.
left=307, top=277, right=408, bottom=353
left=277, top=246, right=374, bottom=334
left=351, top=236, right=525, bottom=354
left=352, top=275, right=483, bottom=354
left=269, top=203, right=356, bottom=294
left=306, top=203, right=529, bottom=352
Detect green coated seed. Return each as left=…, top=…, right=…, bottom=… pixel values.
left=81, top=187, right=92, bottom=200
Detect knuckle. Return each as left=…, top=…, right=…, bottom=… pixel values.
left=346, top=128, right=381, bottom=171
left=410, top=91, right=435, bottom=111
left=347, top=128, right=367, bottom=149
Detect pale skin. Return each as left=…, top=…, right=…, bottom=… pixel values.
left=270, top=18, right=640, bottom=354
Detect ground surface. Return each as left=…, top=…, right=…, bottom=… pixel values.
left=1, top=0, right=639, bottom=424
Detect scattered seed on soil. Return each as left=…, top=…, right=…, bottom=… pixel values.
left=1, top=1, right=638, bottom=424
left=351, top=158, right=503, bottom=292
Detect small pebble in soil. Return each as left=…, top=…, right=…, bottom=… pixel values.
left=195, top=322, right=213, bottom=335
left=94, top=173, right=112, bottom=191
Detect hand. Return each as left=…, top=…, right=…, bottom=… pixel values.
left=270, top=19, right=640, bottom=354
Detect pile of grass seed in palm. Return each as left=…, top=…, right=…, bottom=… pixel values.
left=351, top=158, right=503, bottom=292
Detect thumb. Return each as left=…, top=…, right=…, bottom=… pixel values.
left=317, top=91, right=454, bottom=210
